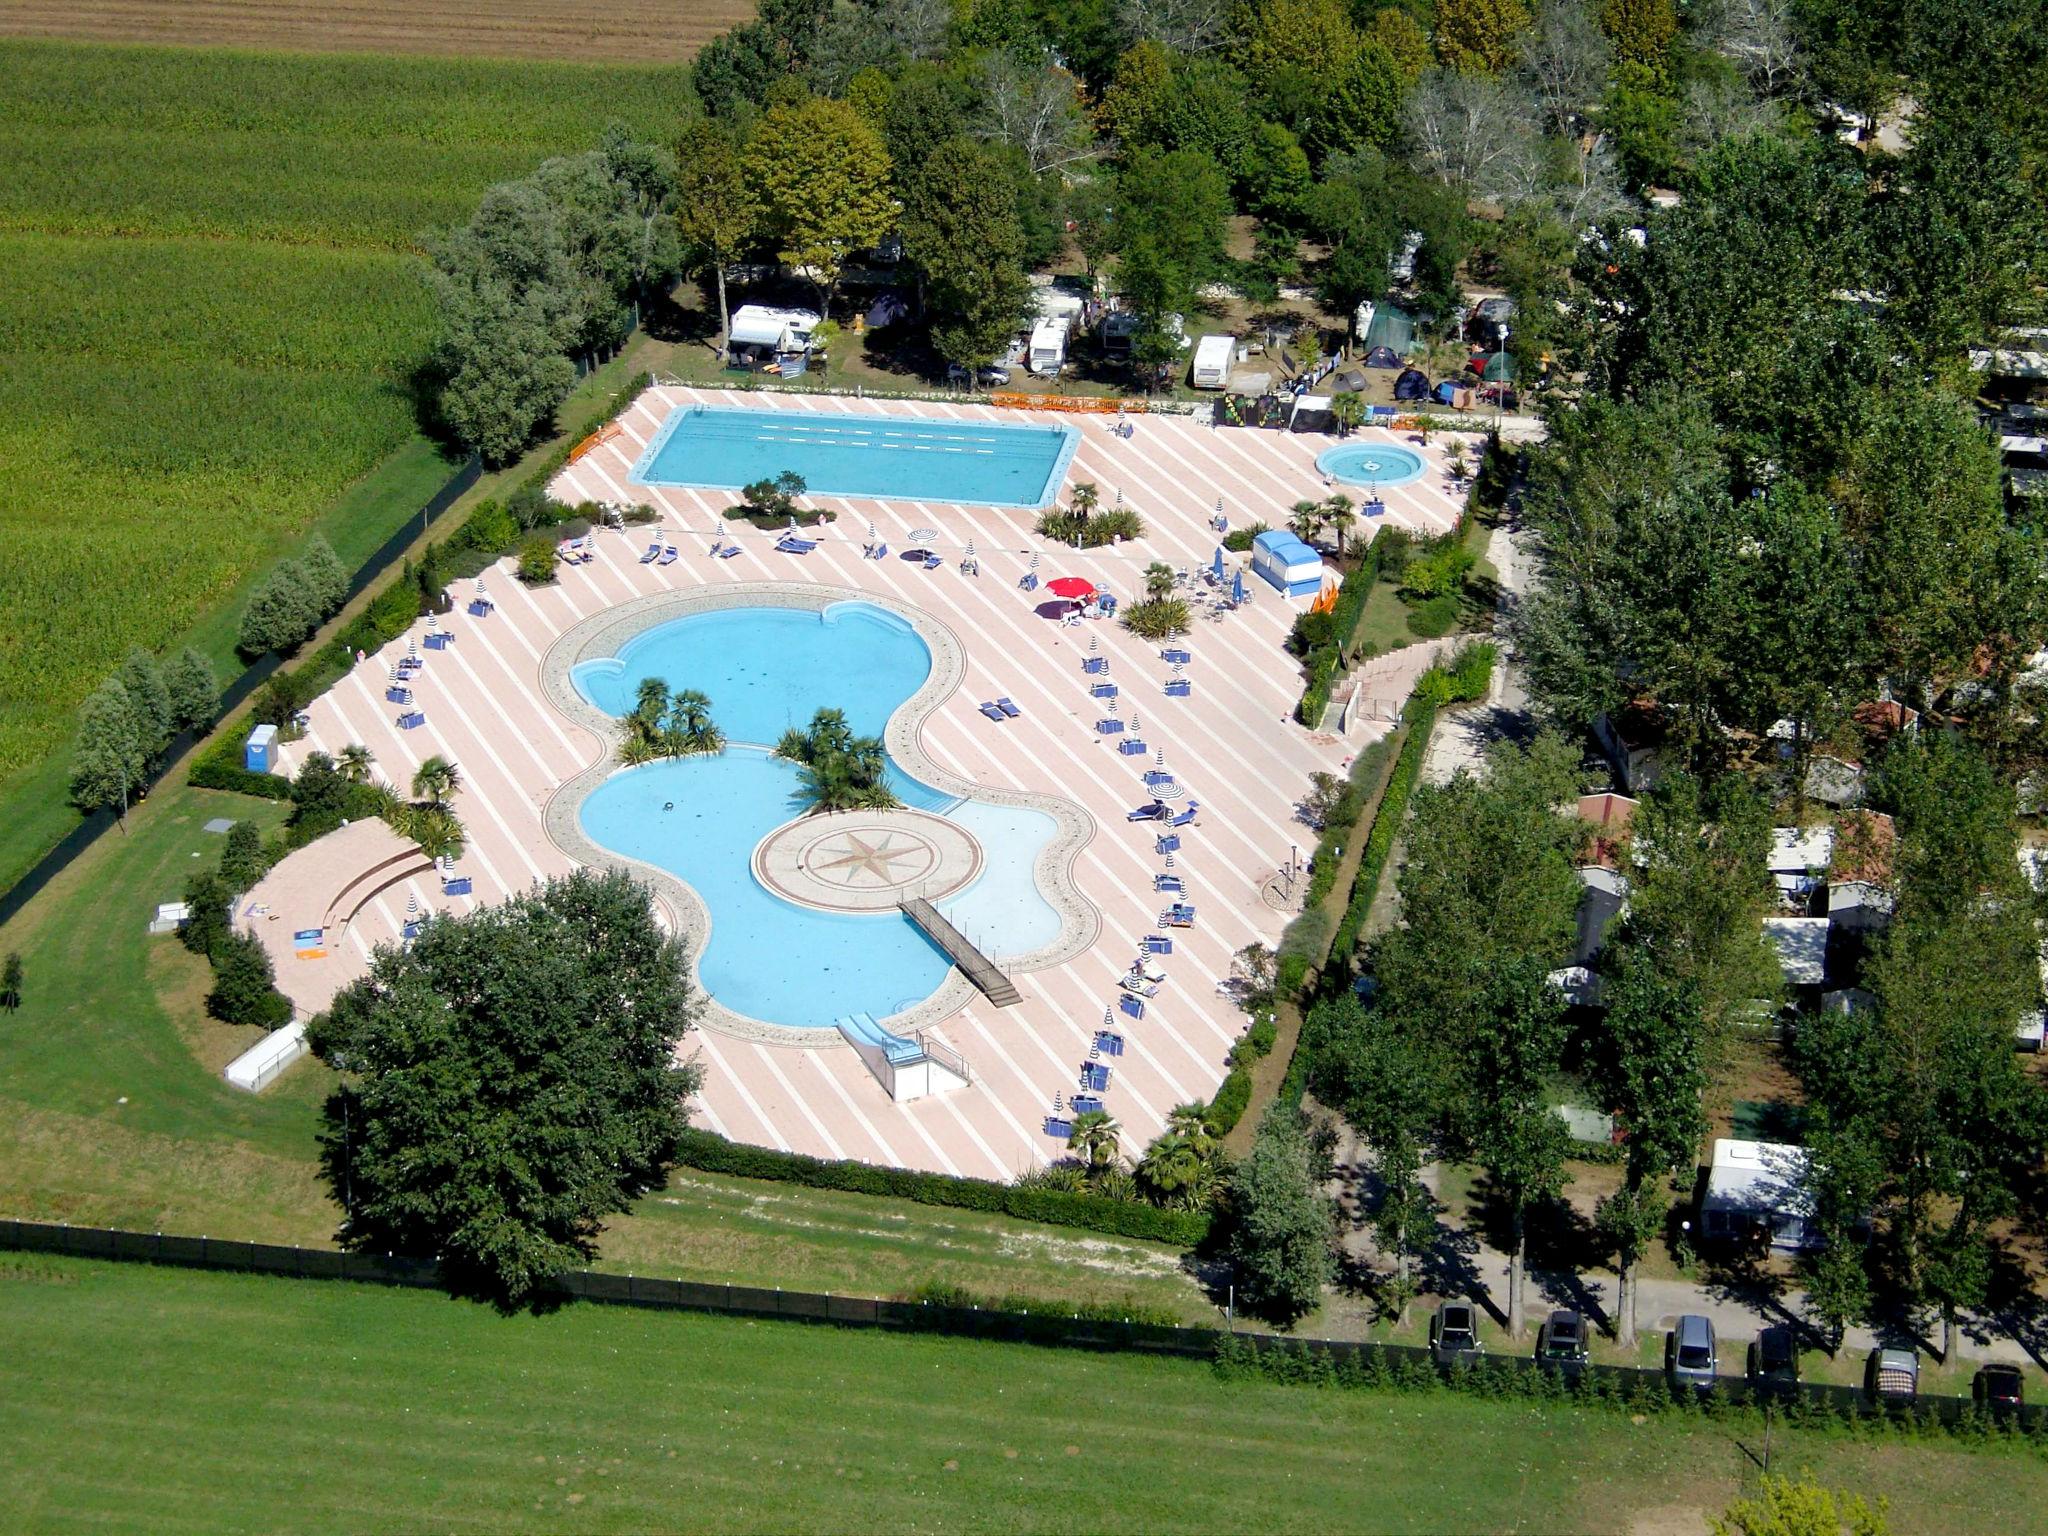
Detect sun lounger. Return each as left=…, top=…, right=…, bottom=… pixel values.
left=1164, top=679, right=1193, bottom=698
left=402, top=919, right=424, bottom=940
left=777, top=536, right=819, bottom=554
left=1094, top=1030, right=1126, bottom=1057
left=872, top=542, right=889, bottom=560
left=658, top=545, right=679, bottom=565
left=1126, top=801, right=1168, bottom=822
left=922, top=553, right=942, bottom=570
left=1081, top=1062, right=1111, bottom=1091
left=1081, top=656, right=1107, bottom=674
left=1096, top=718, right=1125, bottom=735
left=441, top=875, right=472, bottom=896
left=1154, top=833, right=1180, bottom=855
left=467, top=597, right=493, bottom=617
left=639, top=543, right=661, bottom=564
left=715, top=542, right=741, bottom=559
left=1154, top=874, right=1184, bottom=893
left=1090, top=682, right=1118, bottom=699
left=1044, top=1116, right=1074, bottom=1139
left=1070, top=1095, right=1103, bottom=1116
left=1117, top=738, right=1146, bottom=757
left=1018, top=572, right=1038, bottom=591
left=385, top=686, right=412, bottom=705
left=979, top=701, right=1005, bottom=722
left=996, top=697, right=1020, bottom=717
left=1161, top=649, right=1191, bottom=665
left=1170, top=800, right=1200, bottom=827
left=397, top=710, right=426, bottom=730
left=1141, top=935, right=1173, bottom=956
left=424, top=631, right=452, bottom=650
left=1119, top=994, right=1145, bottom=1021
left=1160, top=902, right=1196, bottom=928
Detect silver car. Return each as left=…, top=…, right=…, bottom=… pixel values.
left=1666, top=1314, right=1717, bottom=1394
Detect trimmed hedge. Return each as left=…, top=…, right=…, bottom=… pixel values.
left=1327, top=708, right=1432, bottom=965
left=1293, top=545, right=1382, bottom=725
left=189, top=732, right=294, bottom=799
left=672, top=1130, right=1210, bottom=1248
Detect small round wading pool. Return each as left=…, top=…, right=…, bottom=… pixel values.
left=1315, top=441, right=1428, bottom=489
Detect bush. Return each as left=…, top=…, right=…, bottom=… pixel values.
left=517, top=534, right=558, bottom=585
left=236, top=560, right=322, bottom=659
left=206, top=931, right=293, bottom=1029
left=1399, top=539, right=1475, bottom=600
left=672, top=1131, right=1210, bottom=1246
left=190, top=732, right=294, bottom=798
left=1406, top=592, right=1459, bottom=638
left=1204, top=1066, right=1254, bottom=1136
left=902, top=1280, right=1185, bottom=1328
left=1223, top=520, right=1268, bottom=553
left=1288, top=610, right=1337, bottom=657
left=1037, top=508, right=1145, bottom=547
left=1120, top=597, right=1192, bottom=640
left=458, top=498, right=519, bottom=555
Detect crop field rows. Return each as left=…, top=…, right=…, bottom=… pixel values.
left=0, top=39, right=690, bottom=810
left=0, top=0, right=749, bottom=62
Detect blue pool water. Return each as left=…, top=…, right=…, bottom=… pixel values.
left=1315, top=441, right=1428, bottom=489
left=574, top=604, right=1059, bottom=1028
left=633, top=405, right=1079, bottom=509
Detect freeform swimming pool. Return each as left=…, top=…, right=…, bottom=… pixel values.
left=1315, top=440, right=1428, bottom=489
left=632, top=405, right=1079, bottom=509
left=572, top=603, right=1061, bottom=1029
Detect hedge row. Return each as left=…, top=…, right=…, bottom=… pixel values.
left=1326, top=708, right=1432, bottom=965
left=1293, top=546, right=1381, bottom=726
left=673, top=1130, right=1211, bottom=1248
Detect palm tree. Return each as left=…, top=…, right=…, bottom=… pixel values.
left=1069, top=482, right=1100, bottom=520
left=633, top=677, right=671, bottom=731
left=409, top=805, right=466, bottom=862
left=776, top=708, right=896, bottom=813
left=1066, top=1109, right=1123, bottom=1174
left=1445, top=442, right=1470, bottom=482
left=1165, top=1102, right=1214, bottom=1142
left=665, top=689, right=724, bottom=755
left=1143, top=561, right=1175, bottom=601
left=1330, top=390, right=1365, bottom=437
left=1289, top=499, right=1324, bottom=546
left=1322, top=494, right=1357, bottom=557
left=337, top=743, right=375, bottom=784
left=410, top=754, right=460, bottom=806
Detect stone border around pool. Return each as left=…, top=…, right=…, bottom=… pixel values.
left=538, top=583, right=1102, bottom=1049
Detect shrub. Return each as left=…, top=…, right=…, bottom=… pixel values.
left=1204, top=1066, right=1254, bottom=1136
left=179, top=869, right=232, bottom=956
left=1223, top=520, right=1268, bottom=553
left=1120, top=597, right=1192, bottom=640
left=1288, top=610, right=1337, bottom=657
left=517, top=534, right=558, bottom=585
left=1399, top=539, right=1475, bottom=600
left=1406, top=592, right=1458, bottom=638
left=459, top=498, right=519, bottom=555
left=206, top=931, right=293, bottom=1029
left=506, top=483, right=558, bottom=531
left=672, top=1131, right=1210, bottom=1247
left=218, top=821, right=267, bottom=894
left=1037, top=508, right=1145, bottom=547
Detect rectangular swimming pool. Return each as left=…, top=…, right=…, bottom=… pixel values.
left=631, top=405, right=1080, bottom=509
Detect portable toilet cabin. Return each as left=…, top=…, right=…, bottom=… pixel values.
left=1251, top=530, right=1325, bottom=597
left=1028, top=317, right=1068, bottom=376
left=244, top=722, right=278, bottom=774
left=1191, top=334, right=1236, bottom=390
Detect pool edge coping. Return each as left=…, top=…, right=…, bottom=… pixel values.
left=538, top=584, right=1103, bottom=1050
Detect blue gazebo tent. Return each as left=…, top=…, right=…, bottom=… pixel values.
left=1250, top=530, right=1324, bottom=597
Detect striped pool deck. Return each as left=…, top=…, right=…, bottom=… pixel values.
left=269, top=387, right=1466, bottom=1181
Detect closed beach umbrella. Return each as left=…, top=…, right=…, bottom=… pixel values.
left=1029, top=551, right=1040, bottom=571
left=1210, top=547, right=1224, bottom=581
left=405, top=892, right=419, bottom=920
left=407, top=637, right=419, bottom=660
left=1164, top=850, right=1175, bottom=869
left=964, top=541, right=976, bottom=560
left=1114, top=488, right=1124, bottom=507
left=1088, top=634, right=1098, bottom=653
left=475, top=577, right=487, bottom=600
left=1102, top=1006, right=1114, bottom=1031
left=868, top=521, right=877, bottom=541
left=1231, top=569, right=1246, bottom=605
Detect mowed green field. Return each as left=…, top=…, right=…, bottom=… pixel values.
left=6, top=1256, right=2045, bottom=1535
left=0, top=39, right=693, bottom=851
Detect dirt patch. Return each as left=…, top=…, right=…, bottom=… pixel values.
left=0, top=0, right=751, bottom=62
left=1625, top=1505, right=1710, bottom=1536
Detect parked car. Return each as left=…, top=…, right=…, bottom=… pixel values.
left=1745, top=1324, right=1802, bottom=1400
left=1535, top=1309, right=1589, bottom=1378
left=1431, top=1301, right=1483, bottom=1366
left=1866, top=1347, right=1919, bottom=1405
left=946, top=362, right=1011, bottom=388
left=1973, top=1363, right=2025, bottom=1416
left=1666, top=1314, right=1718, bottom=1394
left=1477, top=382, right=1520, bottom=409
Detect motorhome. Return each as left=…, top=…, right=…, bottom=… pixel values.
left=1190, top=334, right=1236, bottom=390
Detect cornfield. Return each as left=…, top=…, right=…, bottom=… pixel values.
left=0, top=40, right=695, bottom=793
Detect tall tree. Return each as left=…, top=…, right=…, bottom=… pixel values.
left=1591, top=948, right=1707, bottom=1344
left=69, top=677, right=148, bottom=829
left=675, top=119, right=759, bottom=353
left=309, top=869, right=702, bottom=1305
left=901, top=138, right=1035, bottom=378
left=1227, top=1105, right=1335, bottom=1323
left=1434, top=0, right=1535, bottom=75
left=746, top=98, right=896, bottom=316
left=298, top=534, right=350, bottom=617
left=160, top=647, right=219, bottom=736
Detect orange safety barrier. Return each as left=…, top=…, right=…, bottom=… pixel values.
left=566, top=421, right=625, bottom=463
left=1310, top=581, right=1340, bottom=615
left=987, top=392, right=1147, bottom=415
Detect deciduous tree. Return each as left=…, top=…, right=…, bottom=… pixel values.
left=1227, top=1105, right=1335, bottom=1322
left=746, top=97, right=897, bottom=316
left=902, top=138, right=1035, bottom=377
left=675, top=119, right=759, bottom=352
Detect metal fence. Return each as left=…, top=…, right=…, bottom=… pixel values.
left=3, top=1216, right=2039, bottom=1432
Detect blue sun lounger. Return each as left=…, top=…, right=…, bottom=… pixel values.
left=424, top=631, right=452, bottom=650
left=397, top=710, right=426, bottom=730
left=1070, top=1094, right=1104, bottom=1116
left=1164, top=679, right=1193, bottom=698
left=1082, top=656, right=1107, bottom=674
left=1141, top=934, right=1173, bottom=956
left=1170, top=800, right=1200, bottom=827
left=1161, top=648, right=1192, bottom=665
left=1093, top=1030, right=1125, bottom=1057
left=467, top=596, right=493, bottom=617
left=979, top=701, right=1005, bottom=721
left=777, top=535, right=819, bottom=554
left=658, top=544, right=679, bottom=565
left=1126, top=801, right=1168, bottom=822
left=1117, top=737, right=1146, bottom=756
left=1090, top=681, right=1118, bottom=699
left=1142, top=769, right=1173, bottom=789
left=922, top=552, right=942, bottom=569
left=1096, top=718, right=1125, bottom=735
left=1119, top=993, right=1144, bottom=1021
left=385, top=685, right=412, bottom=705
left=871, top=542, right=889, bottom=560
left=1160, top=902, right=1196, bottom=928
left=716, top=542, right=741, bottom=559
left=402, top=918, right=424, bottom=941
left=1044, top=1115, right=1074, bottom=1139
left=639, top=542, right=661, bottom=564
left=1154, top=873, right=1184, bottom=894
left=1154, top=833, right=1180, bottom=854
left=441, top=874, right=472, bottom=897
left=1081, top=1062, right=1111, bottom=1092
left=996, top=697, right=1020, bottom=717
left=1018, top=572, right=1038, bottom=591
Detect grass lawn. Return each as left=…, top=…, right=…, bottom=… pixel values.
left=6, top=1255, right=2044, bottom=1535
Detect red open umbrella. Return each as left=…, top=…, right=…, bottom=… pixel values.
left=1046, top=576, right=1096, bottom=599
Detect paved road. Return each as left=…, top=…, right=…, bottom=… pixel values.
left=1422, top=500, right=1536, bottom=785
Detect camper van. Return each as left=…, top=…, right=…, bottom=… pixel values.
left=725, top=304, right=820, bottom=363
left=1028, top=318, right=1068, bottom=377
left=1191, top=334, right=1236, bottom=390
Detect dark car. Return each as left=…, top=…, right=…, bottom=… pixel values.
left=1974, top=1363, right=2025, bottom=1416
left=1535, top=1309, right=1590, bottom=1377
left=1745, top=1325, right=1802, bottom=1400
left=1430, top=1301, right=1483, bottom=1366
left=1666, top=1314, right=1719, bottom=1394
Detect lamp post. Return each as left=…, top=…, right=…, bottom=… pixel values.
left=1495, top=323, right=1510, bottom=432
